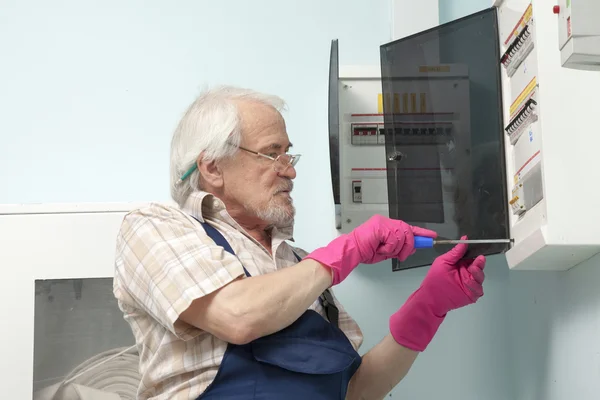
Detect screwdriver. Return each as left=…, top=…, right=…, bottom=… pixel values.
left=414, top=236, right=513, bottom=249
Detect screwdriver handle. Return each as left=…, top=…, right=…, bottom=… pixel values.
left=414, top=236, right=435, bottom=249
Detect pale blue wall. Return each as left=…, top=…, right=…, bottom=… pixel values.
left=439, top=0, right=492, bottom=24
left=507, top=254, right=600, bottom=400
left=11, top=1, right=600, bottom=399
left=0, top=0, right=391, bottom=260
left=339, top=256, right=511, bottom=399
left=1, top=1, right=515, bottom=399
left=0, top=0, right=390, bottom=206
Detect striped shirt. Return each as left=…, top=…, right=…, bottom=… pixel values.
left=113, top=190, right=364, bottom=399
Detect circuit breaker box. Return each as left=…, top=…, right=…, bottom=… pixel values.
left=493, top=0, right=600, bottom=271
left=329, top=1, right=600, bottom=272
left=328, top=8, right=510, bottom=271
left=328, top=41, right=389, bottom=235
left=554, top=0, right=600, bottom=70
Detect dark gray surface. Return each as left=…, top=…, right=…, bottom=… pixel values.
left=33, top=278, right=135, bottom=392
left=380, top=8, right=510, bottom=270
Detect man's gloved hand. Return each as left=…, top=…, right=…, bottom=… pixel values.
left=304, top=214, right=437, bottom=286
left=389, top=236, right=486, bottom=352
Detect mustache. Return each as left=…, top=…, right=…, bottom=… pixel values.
left=274, top=180, right=294, bottom=193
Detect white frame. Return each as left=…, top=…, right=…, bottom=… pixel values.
left=0, top=202, right=163, bottom=398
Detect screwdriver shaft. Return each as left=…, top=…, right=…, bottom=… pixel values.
left=434, top=239, right=513, bottom=245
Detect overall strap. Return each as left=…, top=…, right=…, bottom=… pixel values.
left=290, top=252, right=340, bottom=328
left=197, top=219, right=251, bottom=278
left=319, top=289, right=339, bottom=328
left=195, top=217, right=339, bottom=328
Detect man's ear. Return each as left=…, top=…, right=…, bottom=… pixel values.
left=197, top=158, right=224, bottom=188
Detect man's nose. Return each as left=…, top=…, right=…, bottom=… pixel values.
left=278, top=165, right=297, bottom=179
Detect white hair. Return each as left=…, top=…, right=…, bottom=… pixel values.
left=169, top=85, right=287, bottom=207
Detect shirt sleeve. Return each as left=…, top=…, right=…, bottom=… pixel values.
left=114, top=204, right=246, bottom=340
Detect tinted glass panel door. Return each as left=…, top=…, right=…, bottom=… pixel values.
left=380, top=8, right=510, bottom=270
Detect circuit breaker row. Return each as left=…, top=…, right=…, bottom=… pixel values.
left=501, top=4, right=543, bottom=217
left=351, top=124, right=453, bottom=146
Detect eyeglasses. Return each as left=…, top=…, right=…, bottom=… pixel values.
left=238, top=146, right=301, bottom=173
left=178, top=144, right=301, bottom=183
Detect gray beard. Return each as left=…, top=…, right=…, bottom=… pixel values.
left=245, top=180, right=296, bottom=228
left=251, top=197, right=295, bottom=228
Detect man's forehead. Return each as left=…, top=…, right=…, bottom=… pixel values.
left=241, top=124, right=291, bottom=148
left=238, top=102, right=290, bottom=148
left=238, top=100, right=283, bottom=125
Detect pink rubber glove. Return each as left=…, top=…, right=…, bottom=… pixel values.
left=389, top=236, right=486, bottom=352
left=304, top=214, right=437, bottom=285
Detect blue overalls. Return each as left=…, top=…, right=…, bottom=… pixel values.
left=195, top=220, right=362, bottom=400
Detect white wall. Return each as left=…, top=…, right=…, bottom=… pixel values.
left=0, top=206, right=139, bottom=398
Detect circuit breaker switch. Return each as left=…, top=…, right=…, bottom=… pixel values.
left=510, top=183, right=526, bottom=215
left=505, top=98, right=538, bottom=144
left=352, top=181, right=362, bottom=203
left=501, top=11, right=535, bottom=77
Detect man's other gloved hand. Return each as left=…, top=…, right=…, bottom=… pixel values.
left=304, top=214, right=437, bottom=286
left=389, top=236, right=486, bottom=352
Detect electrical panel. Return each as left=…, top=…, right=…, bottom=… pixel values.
left=328, top=1, right=600, bottom=272
left=328, top=40, right=390, bottom=233
left=494, top=0, right=600, bottom=270
left=328, top=8, right=511, bottom=272
left=554, top=0, right=600, bottom=70
left=498, top=4, right=545, bottom=224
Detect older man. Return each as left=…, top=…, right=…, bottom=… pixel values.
left=113, top=86, right=486, bottom=400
